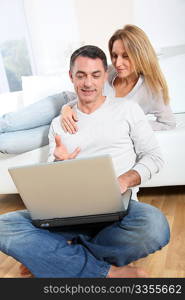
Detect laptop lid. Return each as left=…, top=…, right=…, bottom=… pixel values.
left=8, top=155, right=131, bottom=227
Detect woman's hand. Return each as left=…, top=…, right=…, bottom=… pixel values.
left=60, top=105, right=78, bottom=134
left=54, top=135, right=80, bottom=161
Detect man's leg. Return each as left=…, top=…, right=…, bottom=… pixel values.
left=76, top=200, right=170, bottom=271
left=0, top=210, right=110, bottom=278
left=0, top=201, right=169, bottom=278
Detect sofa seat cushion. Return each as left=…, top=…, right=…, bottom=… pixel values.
left=0, top=146, right=49, bottom=194
left=1, top=113, right=185, bottom=194
left=141, top=112, right=185, bottom=187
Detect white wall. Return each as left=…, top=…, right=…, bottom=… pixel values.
left=1, top=0, right=184, bottom=116
left=21, top=0, right=185, bottom=111
left=132, top=0, right=185, bottom=111
left=23, top=0, right=134, bottom=73
left=74, top=0, right=133, bottom=63
left=133, top=0, right=185, bottom=49
left=22, top=0, right=185, bottom=74
left=23, top=0, right=80, bottom=75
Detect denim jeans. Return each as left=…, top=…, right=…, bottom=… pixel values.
left=0, top=200, right=170, bottom=278
left=0, top=91, right=76, bottom=154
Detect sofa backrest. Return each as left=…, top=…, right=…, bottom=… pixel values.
left=159, top=52, right=185, bottom=113
left=1, top=51, right=185, bottom=115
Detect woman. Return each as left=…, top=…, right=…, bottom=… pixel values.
left=61, top=24, right=176, bottom=133
left=0, top=25, right=176, bottom=154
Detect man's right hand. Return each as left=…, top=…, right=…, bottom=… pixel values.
left=54, top=135, right=80, bottom=161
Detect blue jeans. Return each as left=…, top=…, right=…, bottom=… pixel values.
left=0, top=200, right=170, bottom=278
left=0, top=91, right=76, bottom=154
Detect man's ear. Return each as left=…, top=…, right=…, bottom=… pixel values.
left=69, top=70, right=73, bottom=83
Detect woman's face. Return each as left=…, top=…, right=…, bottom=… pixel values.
left=111, top=39, right=134, bottom=78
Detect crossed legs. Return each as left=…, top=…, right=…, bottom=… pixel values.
left=0, top=200, right=170, bottom=277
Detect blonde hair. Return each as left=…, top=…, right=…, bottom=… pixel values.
left=108, top=24, right=169, bottom=104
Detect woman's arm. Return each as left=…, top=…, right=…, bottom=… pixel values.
left=0, top=91, right=75, bottom=133
left=148, top=93, right=176, bottom=131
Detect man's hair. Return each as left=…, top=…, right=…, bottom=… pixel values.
left=70, top=45, right=108, bottom=71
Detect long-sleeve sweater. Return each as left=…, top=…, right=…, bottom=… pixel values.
left=48, top=97, right=164, bottom=200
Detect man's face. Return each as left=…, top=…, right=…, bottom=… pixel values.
left=69, top=56, right=107, bottom=105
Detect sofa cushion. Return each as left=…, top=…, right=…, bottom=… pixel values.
left=22, top=74, right=74, bottom=106
left=160, top=53, right=185, bottom=113
left=0, top=146, right=49, bottom=194
left=1, top=113, right=185, bottom=194
left=141, top=112, right=185, bottom=187
left=0, top=91, right=23, bottom=114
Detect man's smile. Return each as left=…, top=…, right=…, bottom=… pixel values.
left=81, top=89, right=96, bottom=95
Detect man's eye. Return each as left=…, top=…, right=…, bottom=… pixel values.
left=77, top=75, right=84, bottom=79
left=93, top=75, right=100, bottom=79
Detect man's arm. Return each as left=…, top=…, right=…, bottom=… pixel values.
left=130, top=106, right=164, bottom=183
left=118, top=102, right=164, bottom=191
left=118, top=170, right=141, bottom=194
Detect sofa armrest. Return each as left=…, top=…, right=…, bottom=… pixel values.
left=0, top=145, right=49, bottom=194
left=0, top=91, right=24, bottom=114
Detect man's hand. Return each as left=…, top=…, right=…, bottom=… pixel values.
left=118, top=176, right=128, bottom=194
left=118, top=170, right=141, bottom=194
left=54, top=135, right=80, bottom=161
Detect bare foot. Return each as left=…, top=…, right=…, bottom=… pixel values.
left=107, top=265, right=148, bottom=278
left=19, top=264, right=33, bottom=277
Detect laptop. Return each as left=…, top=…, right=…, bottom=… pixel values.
left=8, top=155, right=132, bottom=229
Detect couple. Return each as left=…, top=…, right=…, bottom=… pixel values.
left=0, top=25, right=176, bottom=154
left=0, top=42, right=170, bottom=277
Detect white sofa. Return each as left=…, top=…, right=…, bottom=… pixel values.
left=0, top=91, right=185, bottom=194
left=0, top=50, right=185, bottom=194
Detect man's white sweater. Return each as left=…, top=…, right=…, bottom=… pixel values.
left=48, top=97, right=163, bottom=199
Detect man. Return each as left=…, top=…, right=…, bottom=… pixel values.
left=0, top=46, right=170, bottom=278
